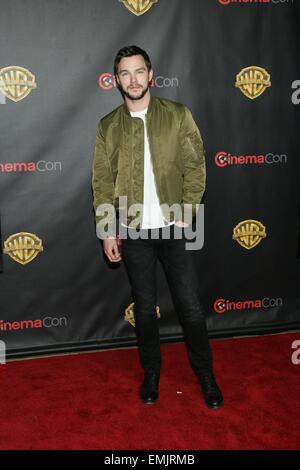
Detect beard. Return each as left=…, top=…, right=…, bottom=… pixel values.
left=119, top=82, right=150, bottom=101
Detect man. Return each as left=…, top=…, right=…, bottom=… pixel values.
left=92, top=45, right=223, bottom=409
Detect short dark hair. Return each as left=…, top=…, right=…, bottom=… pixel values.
left=114, top=45, right=152, bottom=76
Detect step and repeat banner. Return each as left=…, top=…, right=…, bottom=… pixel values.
left=1, top=0, right=300, bottom=357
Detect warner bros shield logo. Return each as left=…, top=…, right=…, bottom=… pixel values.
left=0, top=66, right=37, bottom=102
left=232, top=220, right=266, bottom=250
left=119, top=0, right=158, bottom=16
left=3, top=232, right=43, bottom=265
left=235, top=66, right=271, bottom=100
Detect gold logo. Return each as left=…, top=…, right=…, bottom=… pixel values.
left=235, top=66, right=271, bottom=100
left=0, top=66, right=37, bottom=102
left=233, top=220, right=266, bottom=250
left=124, top=302, right=160, bottom=327
left=3, top=232, right=43, bottom=265
left=119, top=0, right=158, bottom=16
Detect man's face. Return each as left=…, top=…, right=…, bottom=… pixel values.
left=116, top=55, right=153, bottom=101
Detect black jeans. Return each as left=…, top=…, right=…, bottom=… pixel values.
left=121, top=223, right=213, bottom=378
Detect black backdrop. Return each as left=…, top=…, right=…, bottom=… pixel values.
left=0, top=0, right=300, bottom=358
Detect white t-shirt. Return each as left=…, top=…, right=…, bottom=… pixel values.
left=121, top=107, right=174, bottom=229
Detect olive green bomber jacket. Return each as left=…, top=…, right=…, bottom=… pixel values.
left=92, top=95, right=206, bottom=239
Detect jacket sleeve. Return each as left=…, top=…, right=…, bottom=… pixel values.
left=92, top=121, right=116, bottom=239
left=179, top=106, right=206, bottom=220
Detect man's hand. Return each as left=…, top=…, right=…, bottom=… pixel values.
left=103, top=237, right=122, bottom=262
left=175, top=220, right=190, bottom=228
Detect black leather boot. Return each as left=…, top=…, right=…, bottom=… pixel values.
left=199, top=373, right=224, bottom=409
left=139, top=371, right=160, bottom=404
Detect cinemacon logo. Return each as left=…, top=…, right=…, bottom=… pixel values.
left=214, top=297, right=283, bottom=313
left=0, top=161, right=62, bottom=173
left=215, top=151, right=287, bottom=167
left=98, top=73, right=179, bottom=90
left=0, top=317, right=67, bottom=331
left=218, top=0, right=293, bottom=5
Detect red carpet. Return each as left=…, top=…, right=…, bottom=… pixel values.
left=0, top=332, right=299, bottom=450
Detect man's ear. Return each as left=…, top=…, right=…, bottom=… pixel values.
left=149, top=69, right=153, bottom=83
left=115, top=74, right=120, bottom=86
